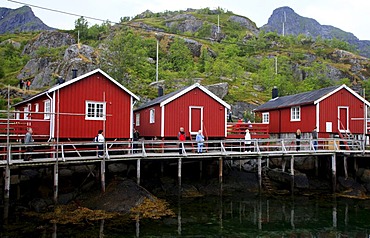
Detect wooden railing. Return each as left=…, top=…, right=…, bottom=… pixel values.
left=227, top=122, right=269, bottom=139
left=0, top=137, right=365, bottom=166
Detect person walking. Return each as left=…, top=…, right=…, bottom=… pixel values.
left=177, top=127, right=186, bottom=154
left=195, top=130, right=205, bottom=153
left=95, top=130, right=105, bottom=158
left=133, top=128, right=140, bottom=153
left=24, top=127, right=34, bottom=161
left=296, top=129, right=301, bottom=151
left=244, top=129, right=252, bottom=152
left=312, top=127, right=318, bottom=151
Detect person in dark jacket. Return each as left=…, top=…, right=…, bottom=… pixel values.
left=24, top=127, right=34, bottom=161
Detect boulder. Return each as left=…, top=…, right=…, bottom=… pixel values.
left=360, top=169, right=370, bottom=183
left=204, top=83, right=228, bottom=99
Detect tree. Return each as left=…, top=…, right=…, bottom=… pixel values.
left=74, top=17, right=89, bottom=41
left=166, top=38, right=194, bottom=72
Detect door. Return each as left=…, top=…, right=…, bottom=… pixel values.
left=338, top=107, right=349, bottom=132
left=189, top=106, right=203, bottom=135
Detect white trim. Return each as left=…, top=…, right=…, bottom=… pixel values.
left=338, top=106, right=349, bottom=132
left=224, top=107, right=228, bottom=137
left=85, top=101, right=106, bottom=120
left=149, top=108, right=155, bottom=124
left=48, top=68, right=140, bottom=101
left=314, top=84, right=370, bottom=107
left=316, top=102, right=320, bottom=132
left=23, top=106, right=29, bottom=120
left=34, top=103, right=39, bottom=113
left=159, top=83, right=230, bottom=109
left=135, top=112, right=140, bottom=127
left=130, top=96, right=133, bottom=139
left=290, top=106, right=301, bottom=121
left=44, top=100, right=51, bottom=120
left=161, top=106, right=165, bottom=137
left=50, top=91, right=56, bottom=139
left=262, top=112, right=269, bottom=124
left=15, top=110, right=20, bottom=120
left=189, top=106, right=203, bottom=135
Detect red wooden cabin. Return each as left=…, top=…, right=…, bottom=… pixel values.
left=134, top=83, right=230, bottom=139
left=254, top=85, right=370, bottom=139
left=12, top=69, right=139, bottom=141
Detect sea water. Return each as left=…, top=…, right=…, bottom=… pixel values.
left=1, top=194, right=370, bottom=237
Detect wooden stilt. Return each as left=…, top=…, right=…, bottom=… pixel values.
left=137, top=159, right=141, bottom=185
left=101, top=160, right=105, bottom=193
left=354, top=157, right=358, bottom=173
left=343, top=155, right=348, bottom=180
left=290, top=155, right=295, bottom=194
left=219, top=157, right=223, bottom=184
left=281, top=157, right=286, bottom=172
left=315, top=156, right=319, bottom=177
left=258, top=156, right=262, bottom=192
left=331, top=154, right=336, bottom=193
left=199, top=161, right=203, bottom=180
left=178, top=158, right=182, bottom=188
left=161, top=162, right=164, bottom=176
left=54, top=163, right=58, bottom=203
left=4, top=165, right=10, bottom=200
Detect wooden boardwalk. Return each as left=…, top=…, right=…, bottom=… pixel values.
left=1, top=137, right=369, bottom=201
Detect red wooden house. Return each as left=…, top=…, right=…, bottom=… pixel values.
left=134, top=83, right=230, bottom=139
left=13, top=69, right=139, bottom=141
left=254, top=85, right=370, bottom=139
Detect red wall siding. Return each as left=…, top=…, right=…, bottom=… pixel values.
left=164, top=88, right=226, bottom=138
left=135, top=104, right=161, bottom=138
left=56, top=72, right=132, bottom=139
left=15, top=95, right=51, bottom=138
left=319, top=88, right=365, bottom=134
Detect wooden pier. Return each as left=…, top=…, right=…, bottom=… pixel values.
left=0, top=137, right=369, bottom=201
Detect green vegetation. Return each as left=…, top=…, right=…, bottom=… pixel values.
left=0, top=8, right=368, bottom=109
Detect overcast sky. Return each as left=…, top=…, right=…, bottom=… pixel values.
left=2, top=0, right=370, bottom=40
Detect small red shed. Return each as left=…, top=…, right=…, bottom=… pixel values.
left=254, top=85, right=370, bottom=138
left=13, top=69, right=139, bottom=141
left=134, top=83, right=230, bottom=139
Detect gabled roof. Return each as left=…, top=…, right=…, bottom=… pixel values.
left=254, top=84, right=370, bottom=112
left=135, top=83, right=230, bottom=111
left=14, top=68, right=139, bottom=106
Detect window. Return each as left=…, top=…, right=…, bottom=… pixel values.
left=23, top=106, right=29, bottom=120
left=85, top=101, right=106, bottom=120
left=291, top=106, right=301, bottom=121
left=149, top=109, right=155, bottom=124
left=136, top=113, right=140, bottom=126
left=262, top=112, right=269, bottom=124
left=15, top=110, right=20, bottom=120
left=44, top=100, right=51, bottom=119
left=35, top=103, right=39, bottom=113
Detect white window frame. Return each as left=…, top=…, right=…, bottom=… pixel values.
left=262, top=112, right=269, bottom=124
left=35, top=103, right=39, bottom=113
left=44, top=100, right=51, bottom=120
left=149, top=108, right=155, bottom=124
left=290, top=106, right=301, bottom=121
left=23, top=106, right=29, bottom=120
left=135, top=113, right=140, bottom=126
left=15, top=110, right=20, bottom=120
left=189, top=106, right=203, bottom=135
left=85, top=101, right=106, bottom=120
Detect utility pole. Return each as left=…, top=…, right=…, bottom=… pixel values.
left=155, top=33, right=163, bottom=83
left=282, top=11, right=286, bottom=36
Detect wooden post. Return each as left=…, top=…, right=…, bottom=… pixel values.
left=354, top=157, right=358, bottom=173
left=258, top=156, right=262, bottom=192
left=161, top=162, right=164, bottom=176
left=315, top=156, right=319, bottom=177
left=199, top=161, right=203, bottom=180
left=53, top=163, right=58, bottom=203
left=178, top=158, right=182, bottom=188
left=290, top=155, right=295, bottom=194
left=281, top=157, right=286, bottom=172
left=343, top=155, right=348, bottom=180
left=331, top=154, right=336, bottom=193
left=137, top=159, right=141, bottom=185
left=101, top=160, right=105, bottom=193
left=4, top=165, right=10, bottom=200
left=219, top=157, right=223, bottom=184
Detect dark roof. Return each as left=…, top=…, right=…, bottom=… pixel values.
left=135, top=86, right=189, bottom=111
left=254, top=85, right=342, bottom=111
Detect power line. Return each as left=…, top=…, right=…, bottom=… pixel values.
left=7, top=0, right=116, bottom=23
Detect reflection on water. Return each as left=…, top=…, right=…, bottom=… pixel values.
left=1, top=194, right=370, bottom=237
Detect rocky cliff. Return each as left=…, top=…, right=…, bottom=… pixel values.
left=0, top=6, right=54, bottom=34
left=261, top=7, right=370, bottom=58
